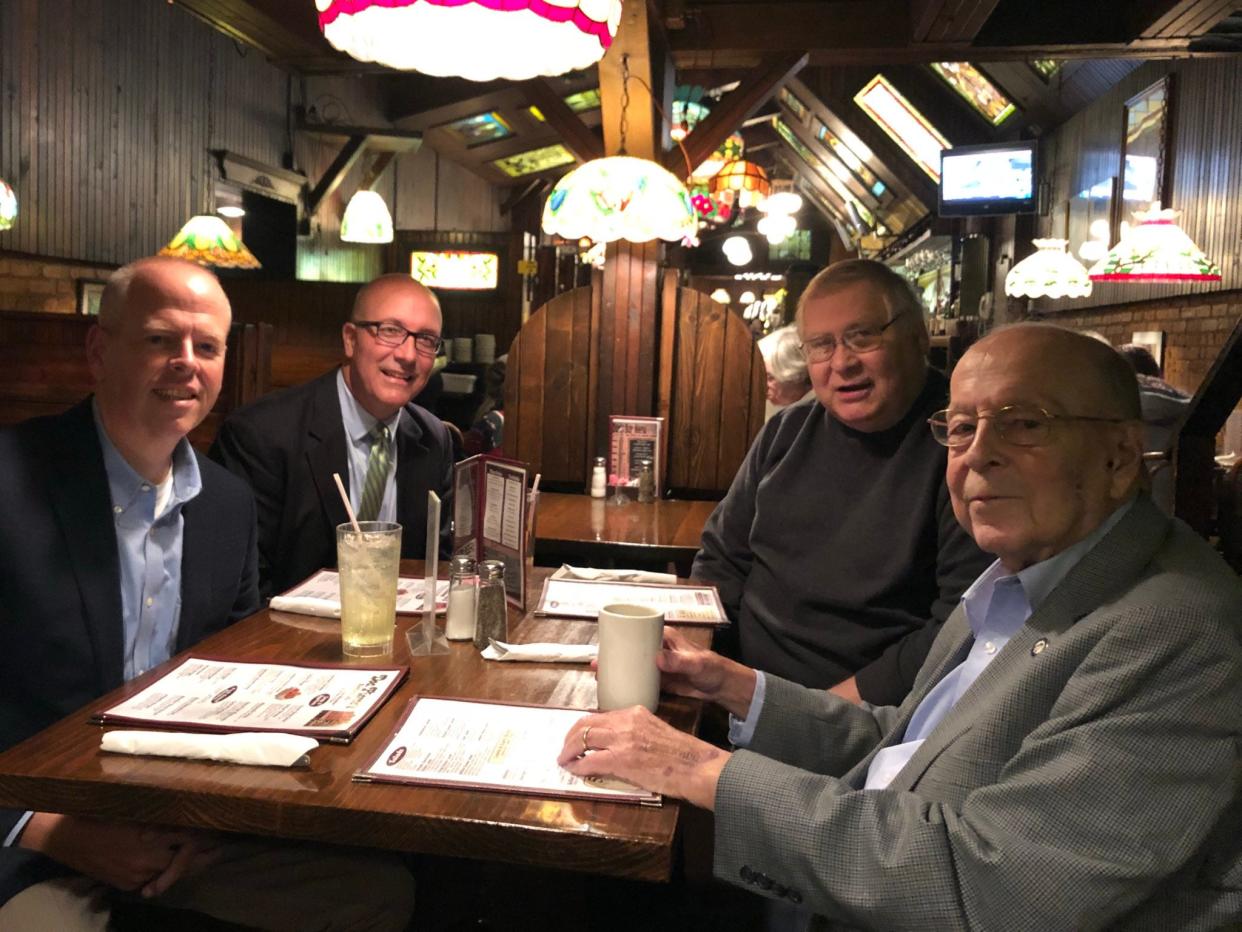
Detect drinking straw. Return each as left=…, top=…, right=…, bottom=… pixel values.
left=332, top=473, right=362, bottom=534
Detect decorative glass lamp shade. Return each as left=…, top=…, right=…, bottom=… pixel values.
left=159, top=215, right=261, bottom=270
left=689, top=185, right=733, bottom=226
left=541, top=156, right=697, bottom=244
left=690, top=133, right=745, bottom=182
left=0, top=178, right=16, bottom=231
left=670, top=99, right=710, bottom=141
left=1005, top=238, right=1092, bottom=299
left=316, top=0, right=622, bottom=81
left=1088, top=207, right=1222, bottom=282
left=340, top=190, right=394, bottom=244
left=761, top=191, right=803, bottom=216
left=721, top=235, right=753, bottom=267
left=756, top=213, right=797, bottom=245
left=709, top=288, right=731, bottom=304
left=712, top=160, right=770, bottom=209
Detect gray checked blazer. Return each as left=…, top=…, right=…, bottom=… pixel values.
left=714, top=496, right=1242, bottom=931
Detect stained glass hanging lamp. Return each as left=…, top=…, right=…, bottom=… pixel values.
left=159, top=215, right=261, bottom=270
left=317, top=0, right=623, bottom=81
left=541, top=55, right=697, bottom=245
left=712, top=160, right=770, bottom=209
left=1088, top=206, right=1222, bottom=282
left=340, top=190, right=395, bottom=244
left=1005, top=239, right=1092, bottom=299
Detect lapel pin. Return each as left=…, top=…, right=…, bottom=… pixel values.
left=1031, top=638, right=1048, bottom=656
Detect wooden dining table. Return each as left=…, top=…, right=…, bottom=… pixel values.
left=534, top=492, right=718, bottom=575
left=0, top=565, right=710, bottom=883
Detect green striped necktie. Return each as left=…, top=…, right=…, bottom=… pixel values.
left=356, top=423, right=391, bottom=522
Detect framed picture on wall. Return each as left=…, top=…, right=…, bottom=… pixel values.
left=608, top=415, right=664, bottom=495
left=1131, top=330, right=1165, bottom=370
left=1118, top=75, right=1174, bottom=232
left=76, top=279, right=106, bottom=316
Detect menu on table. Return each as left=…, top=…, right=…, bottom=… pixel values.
left=91, top=658, right=407, bottom=743
left=354, top=697, right=661, bottom=806
left=534, top=577, right=726, bottom=626
left=277, top=570, right=448, bottom=614
left=452, top=454, right=532, bottom=610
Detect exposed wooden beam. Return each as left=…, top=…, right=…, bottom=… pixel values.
left=304, top=136, right=367, bottom=216
left=911, top=0, right=1003, bottom=44
left=357, top=152, right=395, bottom=192
left=665, top=52, right=807, bottom=174
left=519, top=79, right=604, bottom=162
left=1127, top=0, right=1236, bottom=38
left=600, top=0, right=658, bottom=159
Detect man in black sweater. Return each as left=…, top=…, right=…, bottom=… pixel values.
left=694, top=260, right=990, bottom=706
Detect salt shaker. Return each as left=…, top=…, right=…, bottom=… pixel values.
left=589, top=456, right=608, bottom=499
left=637, top=460, right=656, bottom=503
left=473, top=560, right=508, bottom=650
left=445, top=555, right=477, bottom=641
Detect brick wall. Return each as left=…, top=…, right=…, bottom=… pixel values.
left=1030, top=289, right=1242, bottom=398
left=0, top=254, right=117, bottom=314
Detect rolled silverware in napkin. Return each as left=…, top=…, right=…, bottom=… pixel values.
left=268, top=595, right=341, bottom=618
left=101, top=730, right=318, bottom=767
left=481, top=639, right=598, bottom=663
left=558, top=565, right=677, bottom=585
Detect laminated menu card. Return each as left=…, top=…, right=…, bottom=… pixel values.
left=354, top=696, right=660, bottom=805
left=534, top=577, right=726, bottom=626
left=91, top=657, right=406, bottom=743
left=452, top=454, right=532, bottom=610
left=272, top=570, right=449, bottom=617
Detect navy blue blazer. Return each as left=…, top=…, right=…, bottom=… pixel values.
left=209, top=369, right=454, bottom=599
left=0, top=400, right=260, bottom=903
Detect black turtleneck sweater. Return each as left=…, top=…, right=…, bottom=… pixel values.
left=692, top=368, right=991, bottom=706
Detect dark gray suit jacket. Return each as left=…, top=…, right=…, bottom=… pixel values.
left=715, top=497, right=1242, bottom=931
left=0, top=400, right=260, bottom=904
left=209, top=369, right=454, bottom=599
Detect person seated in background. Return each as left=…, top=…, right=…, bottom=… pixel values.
left=457, top=356, right=507, bottom=459
left=758, top=325, right=813, bottom=422
left=694, top=259, right=990, bottom=706
left=563, top=324, right=1242, bottom=931
left=211, top=274, right=453, bottom=599
left=1118, top=342, right=1192, bottom=514
left=0, top=257, right=415, bottom=930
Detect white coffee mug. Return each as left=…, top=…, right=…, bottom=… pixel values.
left=596, top=603, right=664, bottom=712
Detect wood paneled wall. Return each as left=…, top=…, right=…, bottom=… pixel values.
left=596, top=243, right=662, bottom=450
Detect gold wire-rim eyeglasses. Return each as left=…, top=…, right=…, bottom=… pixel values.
left=928, top=405, right=1131, bottom=448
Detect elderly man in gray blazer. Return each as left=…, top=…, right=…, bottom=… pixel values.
left=560, top=324, right=1242, bottom=931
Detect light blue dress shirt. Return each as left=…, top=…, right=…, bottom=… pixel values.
left=730, top=499, right=1135, bottom=791
left=337, top=369, right=402, bottom=524
left=4, top=406, right=204, bottom=848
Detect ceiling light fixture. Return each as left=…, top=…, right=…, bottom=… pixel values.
left=159, top=215, right=261, bottom=269
left=317, top=0, right=622, bottom=81
left=712, top=160, right=770, bottom=209
left=340, top=190, right=395, bottom=244
left=1005, top=238, right=1092, bottom=299
left=0, top=177, right=16, bottom=231
left=722, top=235, right=753, bottom=267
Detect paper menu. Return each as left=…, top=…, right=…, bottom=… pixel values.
left=535, top=577, right=726, bottom=626
left=91, top=657, right=407, bottom=743
left=355, top=697, right=660, bottom=805
left=276, top=570, right=448, bottom=615
left=452, top=455, right=531, bottom=609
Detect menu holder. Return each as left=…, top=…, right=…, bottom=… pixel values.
left=534, top=577, right=727, bottom=626
left=608, top=415, right=665, bottom=497
left=452, top=454, right=532, bottom=610
left=273, top=570, right=448, bottom=616
left=90, top=657, right=407, bottom=744
left=354, top=696, right=661, bottom=806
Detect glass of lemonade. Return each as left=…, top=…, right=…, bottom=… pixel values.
left=336, top=521, right=402, bottom=658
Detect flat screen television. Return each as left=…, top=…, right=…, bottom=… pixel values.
left=938, top=140, right=1038, bottom=216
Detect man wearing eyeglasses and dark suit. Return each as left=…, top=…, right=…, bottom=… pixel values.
left=694, top=259, right=990, bottom=707
left=211, top=275, right=453, bottom=599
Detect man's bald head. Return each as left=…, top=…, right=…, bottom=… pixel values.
left=352, top=275, right=441, bottom=323
left=98, top=256, right=230, bottom=332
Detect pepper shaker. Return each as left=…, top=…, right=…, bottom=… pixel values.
left=637, top=459, right=656, bottom=503
left=473, top=560, right=508, bottom=650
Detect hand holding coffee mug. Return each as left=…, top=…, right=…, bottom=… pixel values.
left=596, top=603, right=664, bottom=712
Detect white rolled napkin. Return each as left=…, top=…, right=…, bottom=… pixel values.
left=559, top=564, right=677, bottom=585
left=268, top=595, right=340, bottom=618
left=101, top=730, right=318, bottom=767
left=481, top=639, right=598, bottom=663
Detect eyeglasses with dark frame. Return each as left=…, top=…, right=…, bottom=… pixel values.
left=352, top=320, right=443, bottom=356
left=798, top=312, right=905, bottom=363
left=928, top=405, right=1130, bottom=448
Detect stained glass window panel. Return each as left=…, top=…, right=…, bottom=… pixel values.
left=853, top=75, right=951, bottom=181
left=492, top=144, right=576, bottom=178
left=930, top=63, right=1016, bottom=127
left=409, top=251, right=499, bottom=290
left=564, top=88, right=601, bottom=112
left=438, top=111, right=513, bottom=146
left=1030, top=60, right=1063, bottom=82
